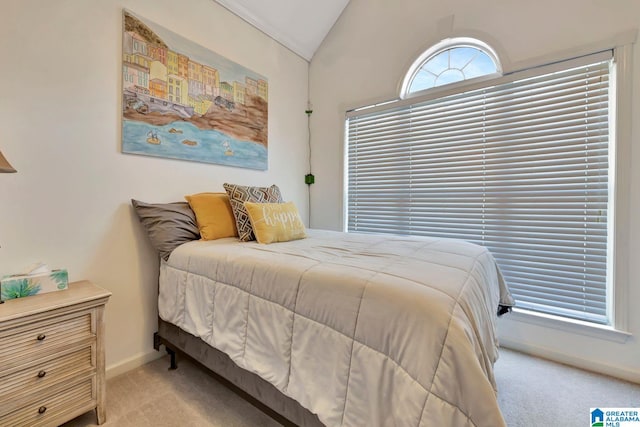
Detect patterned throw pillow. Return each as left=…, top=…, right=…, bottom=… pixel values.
left=223, top=183, right=283, bottom=241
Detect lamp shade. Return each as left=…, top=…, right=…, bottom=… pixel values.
left=0, top=149, right=16, bottom=173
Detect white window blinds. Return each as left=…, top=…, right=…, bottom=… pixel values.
left=346, top=51, right=612, bottom=324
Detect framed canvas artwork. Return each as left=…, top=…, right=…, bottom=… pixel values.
left=121, top=10, right=269, bottom=170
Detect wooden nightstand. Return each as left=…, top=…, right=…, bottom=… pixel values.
left=0, top=280, right=111, bottom=426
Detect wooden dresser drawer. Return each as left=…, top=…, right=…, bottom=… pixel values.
left=0, top=281, right=111, bottom=425
left=0, top=311, right=94, bottom=375
left=0, top=345, right=94, bottom=413
left=0, top=377, right=96, bottom=427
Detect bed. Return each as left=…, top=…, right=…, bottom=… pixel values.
left=151, top=228, right=514, bottom=427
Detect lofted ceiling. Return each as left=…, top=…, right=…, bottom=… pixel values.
left=214, top=0, right=350, bottom=61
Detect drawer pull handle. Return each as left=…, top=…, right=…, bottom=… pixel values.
left=36, top=333, right=46, bottom=341
left=37, top=370, right=47, bottom=378
left=38, top=406, right=47, bottom=414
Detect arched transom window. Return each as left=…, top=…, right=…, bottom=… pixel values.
left=402, top=37, right=501, bottom=98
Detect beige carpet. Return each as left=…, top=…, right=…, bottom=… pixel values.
left=495, top=349, right=640, bottom=426
left=63, top=348, right=640, bottom=426
left=62, top=355, right=281, bottom=427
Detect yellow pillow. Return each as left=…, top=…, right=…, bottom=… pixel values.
left=244, top=201, right=307, bottom=244
left=185, top=192, right=238, bottom=240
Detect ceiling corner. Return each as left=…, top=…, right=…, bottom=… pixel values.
left=213, top=0, right=350, bottom=61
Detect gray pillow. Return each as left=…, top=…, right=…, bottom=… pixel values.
left=131, top=199, right=200, bottom=261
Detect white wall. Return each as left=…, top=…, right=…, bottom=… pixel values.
left=0, top=0, right=309, bottom=376
left=310, top=0, right=640, bottom=381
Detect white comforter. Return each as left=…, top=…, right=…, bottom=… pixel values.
left=159, top=229, right=514, bottom=426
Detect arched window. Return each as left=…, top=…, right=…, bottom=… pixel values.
left=401, top=37, right=501, bottom=98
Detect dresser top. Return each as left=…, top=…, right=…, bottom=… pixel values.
left=0, top=280, right=111, bottom=323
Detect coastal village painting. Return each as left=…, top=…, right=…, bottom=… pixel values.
left=121, top=10, right=269, bottom=170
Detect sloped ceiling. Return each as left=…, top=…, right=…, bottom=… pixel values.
left=214, top=0, right=350, bottom=61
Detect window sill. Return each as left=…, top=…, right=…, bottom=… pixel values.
left=504, top=308, right=632, bottom=344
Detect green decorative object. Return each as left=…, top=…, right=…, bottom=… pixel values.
left=51, top=270, right=69, bottom=289
left=1, top=278, right=41, bottom=300
left=1, top=269, right=69, bottom=301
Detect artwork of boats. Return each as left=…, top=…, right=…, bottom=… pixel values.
left=121, top=10, right=268, bottom=170
left=146, top=130, right=160, bottom=145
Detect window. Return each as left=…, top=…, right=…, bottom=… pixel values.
left=346, top=40, right=615, bottom=325
left=402, top=37, right=501, bottom=98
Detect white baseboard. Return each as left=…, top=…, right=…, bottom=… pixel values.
left=500, top=338, right=640, bottom=384
left=105, top=349, right=164, bottom=380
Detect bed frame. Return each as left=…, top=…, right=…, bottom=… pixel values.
left=153, top=318, right=324, bottom=427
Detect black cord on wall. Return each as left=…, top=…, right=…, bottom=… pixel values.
left=305, top=106, right=313, bottom=226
